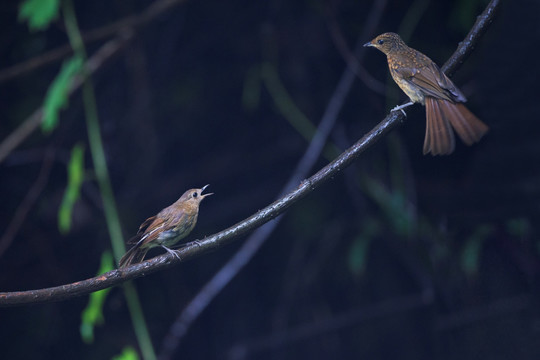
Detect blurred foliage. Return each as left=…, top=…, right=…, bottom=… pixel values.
left=260, top=63, right=317, bottom=143
left=505, top=218, right=531, bottom=239
left=398, top=0, right=430, bottom=42
left=360, top=175, right=416, bottom=238
left=60, top=1, right=155, bottom=358
left=348, top=217, right=381, bottom=277
left=112, top=347, right=139, bottom=360
left=80, top=251, right=114, bottom=343
left=42, top=55, right=83, bottom=133
left=58, top=143, right=85, bottom=233
left=18, top=0, right=59, bottom=31
left=461, top=224, right=495, bottom=277
left=260, top=62, right=341, bottom=160
left=450, top=0, right=486, bottom=33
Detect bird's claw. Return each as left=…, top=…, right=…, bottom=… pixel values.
left=162, top=245, right=181, bottom=260
left=394, top=107, right=407, bottom=117
left=191, top=240, right=202, bottom=247
left=391, top=102, right=414, bottom=117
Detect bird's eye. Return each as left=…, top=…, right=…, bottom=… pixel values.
left=377, top=39, right=384, bottom=45
left=193, top=192, right=198, bottom=198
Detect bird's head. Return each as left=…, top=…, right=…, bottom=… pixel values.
left=364, top=32, right=406, bottom=55
left=178, top=184, right=213, bottom=205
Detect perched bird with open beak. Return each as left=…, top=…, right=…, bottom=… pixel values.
left=364, top=32, right=488, bottom=155
left=119, top=185, right=213, bottom=267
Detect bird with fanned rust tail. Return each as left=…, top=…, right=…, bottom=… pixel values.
left=119, top=185, right=213, bottom=268
left=364, top=32, right=488, bottom=155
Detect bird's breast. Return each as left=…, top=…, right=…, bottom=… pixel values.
left=156, top=213, right=198, bottom=247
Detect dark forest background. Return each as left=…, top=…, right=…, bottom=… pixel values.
left=1, top=0, right=539, bottom=359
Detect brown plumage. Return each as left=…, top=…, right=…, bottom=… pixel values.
left=364, top=32, right=488, bottom=155
left=119, top=185, right=213, bottom=268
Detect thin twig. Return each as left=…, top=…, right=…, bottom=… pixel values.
left=436, top=294, right=529, bottom=331
left=0, top=150, right=55, bottom=257
left=0, top=0, right=186, bottom=84
left=0, top=0, right=188, bottom=165
left=0, top=0, right=500, bottom=308
left=228, top=293, right=530, bottom=358
left=227, top=292, right=432, bottom=359
left=326, top=1, right=388, bottom=95
left=0, top=33, right=133, bottom=164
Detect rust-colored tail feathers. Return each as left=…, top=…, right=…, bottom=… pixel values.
left=424, top=97, right=489, bottom=155
left=119, top=241, right=148, bottom=268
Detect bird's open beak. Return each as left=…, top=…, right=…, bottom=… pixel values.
left=363, top=41, right=373, bottom=47
left=201, top=184, right=213, bottom=198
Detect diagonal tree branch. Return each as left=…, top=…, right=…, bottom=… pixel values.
left=0, top=149, right=55, bottom=257
left=0, top=111, right=396, bottom=307
left=0, top=0, right=500, bottom=308
left=441, top=0, right=499, bottom=76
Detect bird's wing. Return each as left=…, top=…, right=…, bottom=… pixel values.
left=164, top=206, right=193, bottom=234
left=147, top=206, right=189, bottom=238
left=138, top=216, right=156, bottom=233
left=396, top=62, right=466, bottom=103
left=126, top=215, right=161, bottom=245
left=126, top=216, right=154, bottom=244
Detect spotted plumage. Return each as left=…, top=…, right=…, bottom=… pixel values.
left=364, top=32, right=488, bottom=155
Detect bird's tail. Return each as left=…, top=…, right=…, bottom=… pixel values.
left=119, top=243, right=148, bottom=268
left=424, top=97, right=489, bottom=155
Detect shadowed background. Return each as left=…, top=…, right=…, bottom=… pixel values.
left=1, top=0, right=539, bottom=359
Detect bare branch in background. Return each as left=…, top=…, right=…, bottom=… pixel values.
left=0, top=0, right=188, bottom=164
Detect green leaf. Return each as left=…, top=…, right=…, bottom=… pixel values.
left=505, top=218, right=531, bottom=238
left=348, top=236, right=371, bottom=277
left=347, top=218, right=381, bottom=277
left=42, top=55, right=84, bottom=133
left=19, top=0, right=60, bottom=31
left=80, top=251, right=115, bottom=344
left=58, top=143, right=85, bottom=233
left=360, top=175, right=415, bottom=237
left=111, top=346, right=139, bottom=360
left=461, top=224, right=495, bottom=277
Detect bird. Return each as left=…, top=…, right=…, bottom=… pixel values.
left=364, top=32, right=488, bottom=155
left=119, top=185, right=213, bottom=267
